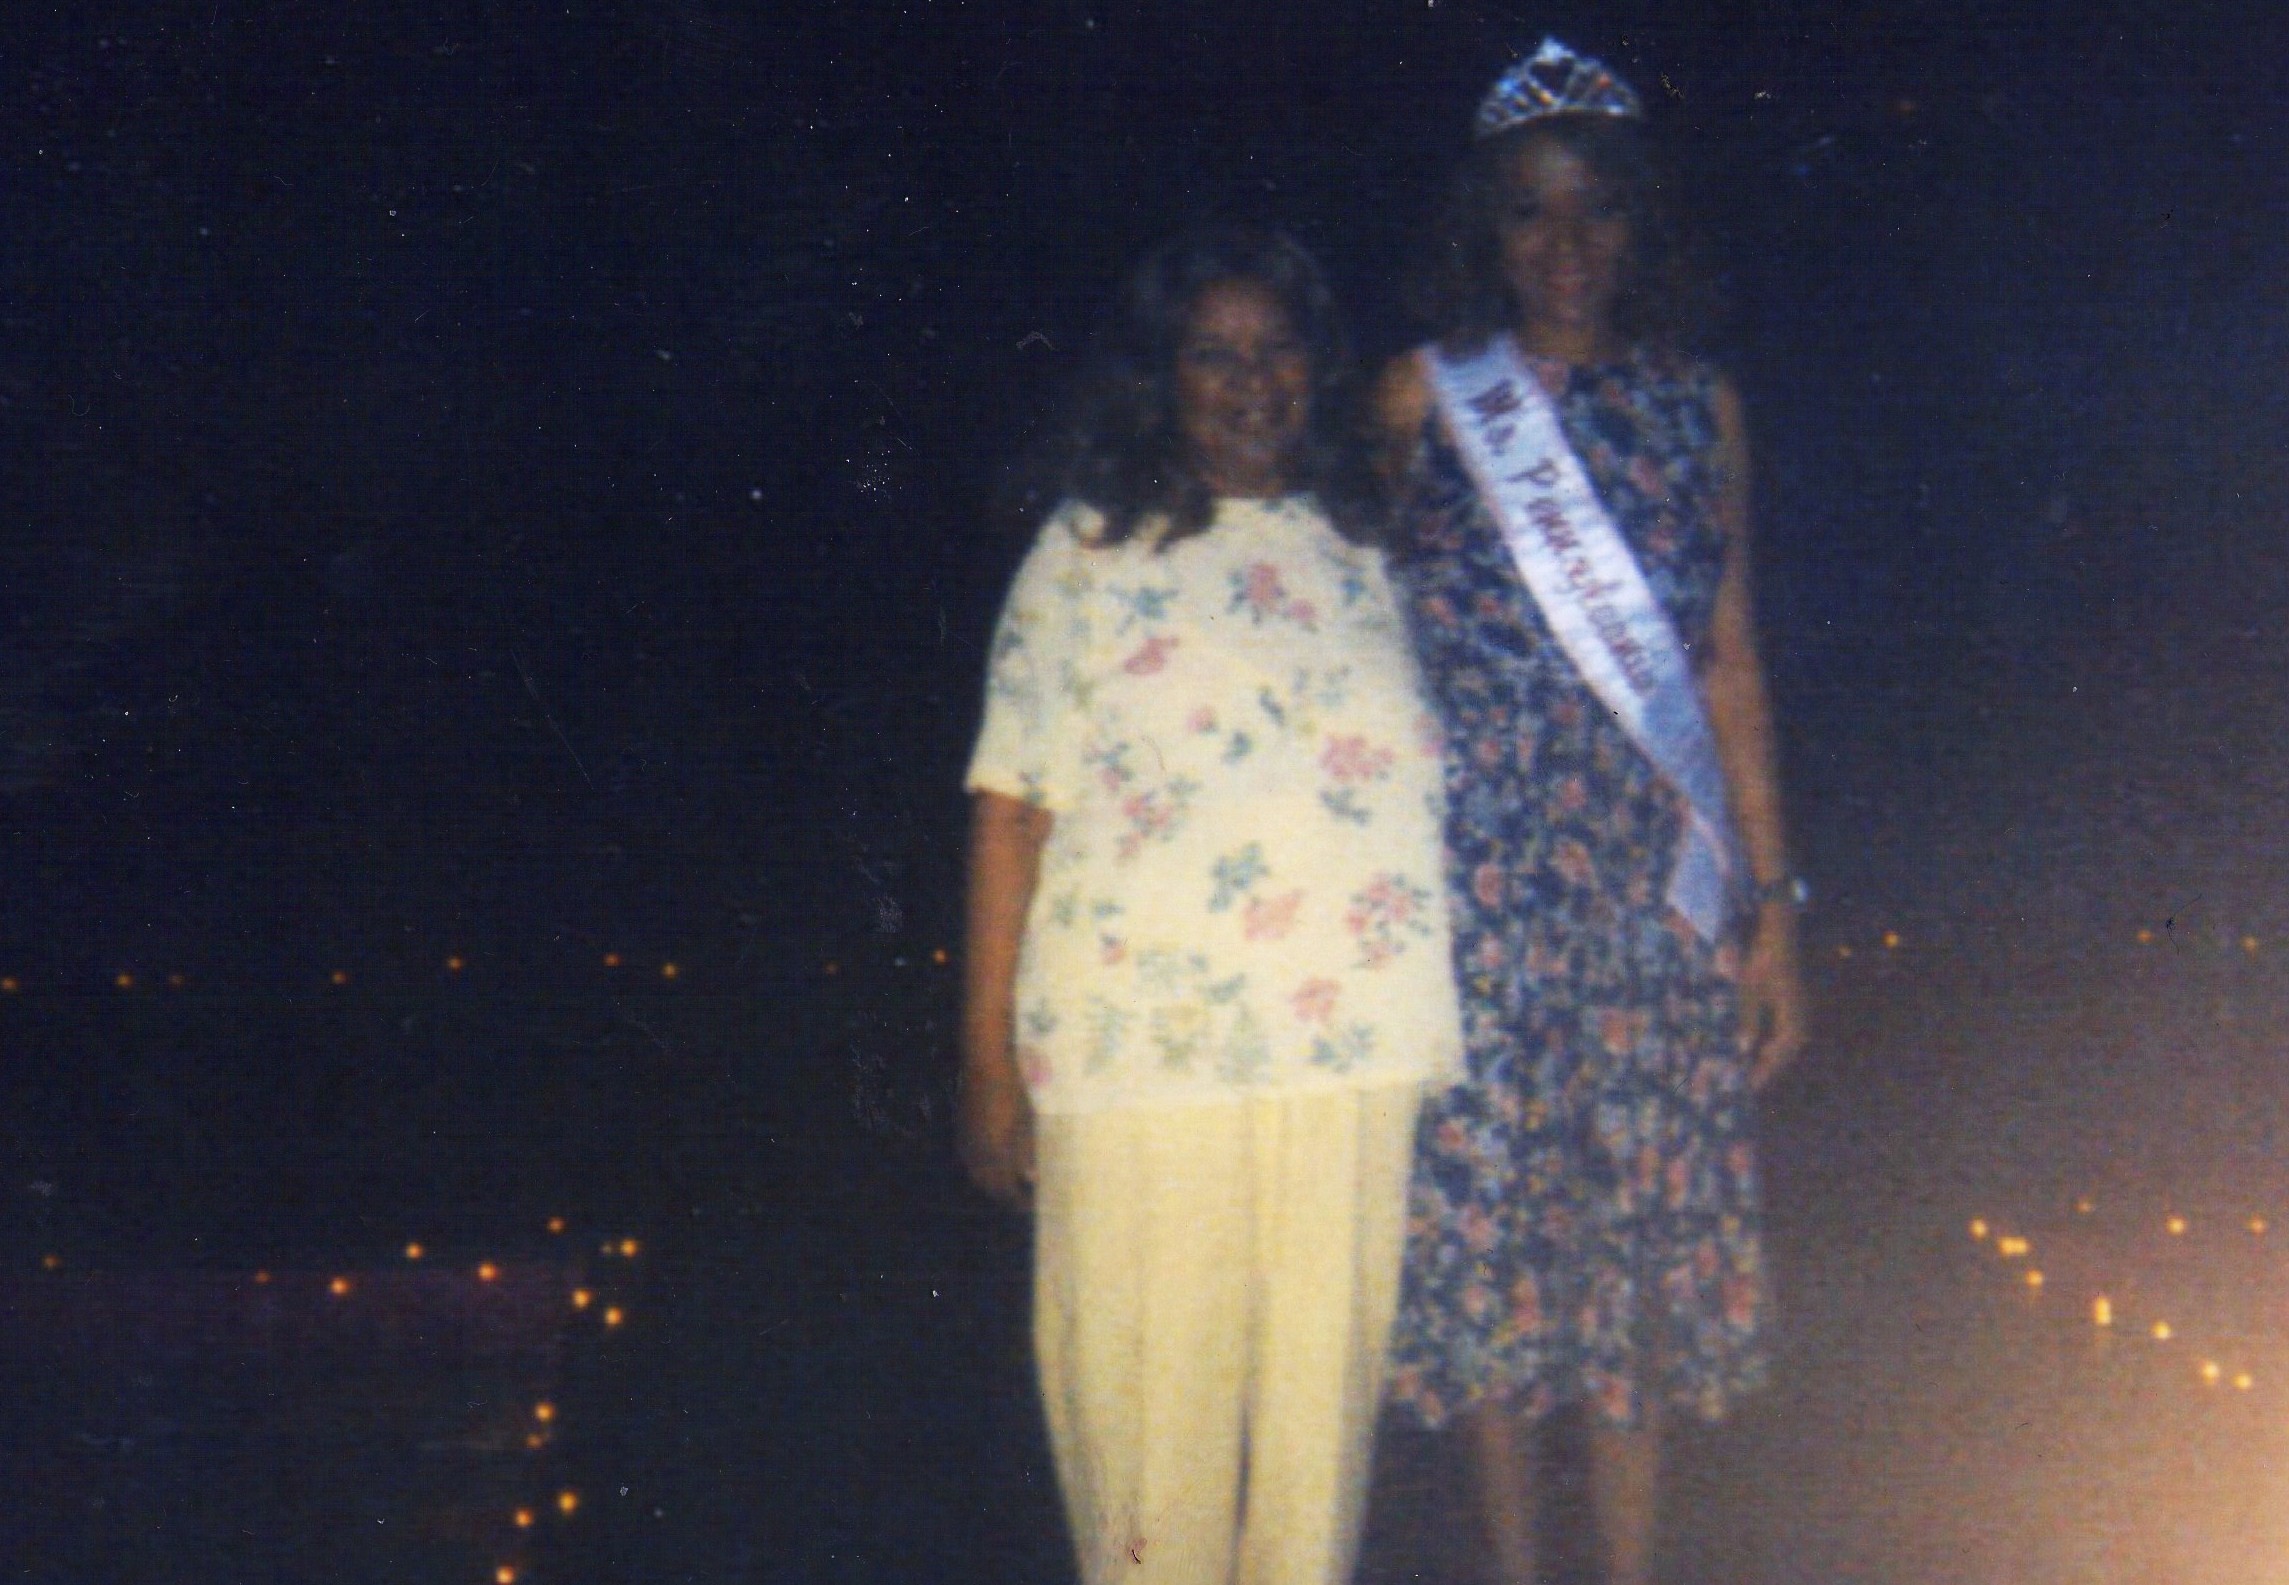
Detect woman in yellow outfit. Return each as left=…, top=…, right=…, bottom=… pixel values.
left=958, top=226, right=1464, bottom=1585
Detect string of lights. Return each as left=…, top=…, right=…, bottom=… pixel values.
left=1967, top=1199, right=2287, bottom=1403
left=0, top=925, right=2266, bottom=996
left=17, top=1216, right=642, bottom=1584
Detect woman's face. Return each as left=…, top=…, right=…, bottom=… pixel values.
left=1173, top=277, right=1312, bottom=499
left=1493, top=131, right=1633, bottom=349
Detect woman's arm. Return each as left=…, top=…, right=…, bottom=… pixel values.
left=1702, top=378, right=1809, bottom=1088
left=958, top=789, right=1053, bottom=1208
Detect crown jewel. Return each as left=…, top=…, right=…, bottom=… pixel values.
left=1474, top=38, right=1643, bottom=139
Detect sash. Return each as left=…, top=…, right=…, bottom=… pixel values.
left=1424, top=336, right=1740, bottom=942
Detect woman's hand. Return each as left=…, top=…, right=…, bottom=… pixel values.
left=957, top=1056, right=1036, bottom=1211
left=1739, top=901, right=1809, bottom=1090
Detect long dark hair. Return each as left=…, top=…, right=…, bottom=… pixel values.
left=1002, top=225, right=1385, bottom=548
left=1407, top=112, right=1720, bottom=355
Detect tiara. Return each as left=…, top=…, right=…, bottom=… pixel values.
left=1474, top=38, right=1642, bottom=139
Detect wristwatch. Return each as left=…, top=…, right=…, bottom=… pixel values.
left=1752, top=873, right=1810, bottom=911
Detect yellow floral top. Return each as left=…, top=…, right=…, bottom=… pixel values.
left=967, top=496, right=1464, bottom=1115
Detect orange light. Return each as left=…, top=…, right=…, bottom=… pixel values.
left=477, top=1261, right=499, bottom=1282
left=254, top=1270, right=272, bottom=1285
left=603, top=952, right=622, bottom=968
left=1835, top=944, right=1854, bottom=959
left=404, top=1243, right=425, bottom=1261
left=0, top=975, right=17, bottom=993
left=571, top=1288, right=593, bottom=1310
left=2166, top=1215, right=2188, bottom=1236
left=2244, top=935, right=2261, bottom=954
left=445, top=955, right=465, bottom=973
left=41, top=1253, right=62, bottom=1271
left=2235, top=1372, right=2255, bottom=1391
left=330, top=970, right=349, bottom=986
left=603, top=1305, right=625, bottom=1328
left=932, top=947, right=949, bottom=965
left=2024, top=1269, right=2044, bottom=1289
left=167, top=973, right=186, bottom=989
left=556, top=1489, right=580, bottom=1516
left=534, top=1401, right=556, bottom=1423
left=1968, top=1218, right=1990, bottom=1241
left=496, top=1569, right=518, bottom=1585
left=618, top=1238, right=640, bottom=1259
left=514, top=1508, right=534, bottom=1529
left=660, top=961, right=680, bottom=980
left=2200, top=1360, right=2222, bottom=1386
left=525, top=1432, right=546, bottom=1451
left=2075, top=1197, right=2094, bottom=1215
left=115, top=973, right=135, bottom=990
left=824, top=961, right=840, bottom=976
left=1882, top=931, right=1901, bottom=950
left=1996, top=1236, right=2029, bottom=1259
left=2152, top=1321, right=2173, bottom=1342
left=2250, top=1217, right=2269, bottom=1236
left=2136, top=928, right=2154, bottom=944
left=329, top=1276, right=352, bottom=1297
left=546, top=1216, right=566, bottom=1235
left=2092, top=1296, right=2113, bottom=1327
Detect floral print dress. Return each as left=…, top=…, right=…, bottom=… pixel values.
left=967, top=496, right=1464, bottom=1117
left=1385, top=348, right=1768, bottom=1431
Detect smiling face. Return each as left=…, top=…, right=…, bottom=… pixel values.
left=1172, top=277, right=1312, bottom=499
left=1492, top=127, right=1635, bottom=360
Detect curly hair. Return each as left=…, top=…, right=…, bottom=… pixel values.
left=1003, top=225, right=1385, bottom=549
left=1406, top=113, right=1720, bottom=356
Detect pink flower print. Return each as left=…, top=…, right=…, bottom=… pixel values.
left=1627, top=453, right=1668, bottom=500
left=1472, top=863, right=1505, bottom=909
left=1231, top=562, right=1318, bottom=630
left=1461, top=1280, right=1495, bottom=1324
left=1345, top=873, right=1432, bottom=968
left=1112, top=777, right=1196, bottom=860
left=1722, top=1274, right=1759, bottom=1328
left=1289, top=977, right=1340, bottom=1025
left=1099, top=934, right=1127, bottom=966
left=1553, top=838, right=1596, bottom=888
left=1239, top=561, right=1287, bottom=618
left=1243, top=890, right=1303, bottom=941
left=1186, top=705, right=1218, bottom=734
left=1664, top=1156, right=1691, bottom=1207
left=1556, top=774, right=1589, bottom=814
left=1121, top=634, right=1178, bottom=675
left=1597, top=1009, right=1642, bottom=1057
left=1508, top=1273, right=1544, bottom=1334
left=1412, top=712, right=1445, bottom=759
left=1458, top=1204, right=1498, bottom=1255
left=1016, top=1045, right=1053, bottom=1087
left=1320, top=735, right=1396, bottom=786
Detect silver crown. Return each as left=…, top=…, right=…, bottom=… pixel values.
left=1474, top=38, right=1643, bottom=139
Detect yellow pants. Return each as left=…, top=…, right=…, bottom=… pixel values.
left=1033, top=1084, right=1420, bottom=1585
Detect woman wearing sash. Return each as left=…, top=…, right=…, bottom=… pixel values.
left=1375, top=44, right=1807, bottom=1585
left=960, top=227, right=1463, bottom=1585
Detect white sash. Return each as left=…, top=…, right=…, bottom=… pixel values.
left=1424, top=337, right=1740, bottom=942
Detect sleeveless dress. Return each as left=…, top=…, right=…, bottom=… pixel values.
left=1385, top=346, right=1769, bottom=1431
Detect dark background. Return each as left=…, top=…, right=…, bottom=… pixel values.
left=3, top=2, right=2287, bottom=1580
